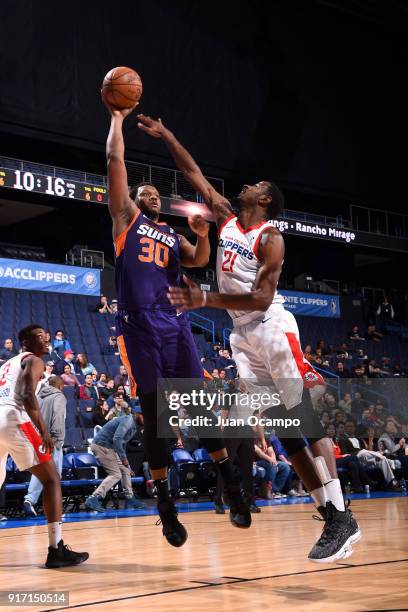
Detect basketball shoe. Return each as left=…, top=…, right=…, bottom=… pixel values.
left=308, top=501, right=361, bottom=563
left=157, top=499, right=187, bottom=547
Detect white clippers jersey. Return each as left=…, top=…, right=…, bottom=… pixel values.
left=217, top=215, right=285, bottom=326
left=0, top=352, right=33, bottom=413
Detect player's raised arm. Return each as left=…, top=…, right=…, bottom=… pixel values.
left=104, top=100, right=139, bottom=239
left=179, top=215, right=211, bottom=268
left=137, top=114, right=233, bottom=229
left=168, top=228, right=285, bottom=312
left=20, top=355, right=53, bottom=454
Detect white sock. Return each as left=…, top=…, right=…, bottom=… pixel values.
left=310, top=485, right=327, bottom=508
left=324, top=478, right=345, bottom=511
left=48, top=521, right=62, bottom=549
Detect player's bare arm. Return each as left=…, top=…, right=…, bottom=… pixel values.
left=179, top=215, right=210, bottom=268
left=137, top=114, right=233, bottom=229
left=20, top=355, right=53, bottom=454
left=103, top=97, right=139, bottom=239
left=168, top=228, right=284, bottom=311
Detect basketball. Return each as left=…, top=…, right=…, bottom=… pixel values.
left=101, top=66, right=142, bottom=110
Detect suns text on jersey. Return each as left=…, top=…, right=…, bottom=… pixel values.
left=137, top=224, right=176, bottom=248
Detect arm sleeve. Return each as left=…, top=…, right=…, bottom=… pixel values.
left=112, top=420, right=130, bottom=460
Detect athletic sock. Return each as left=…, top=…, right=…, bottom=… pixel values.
left=310, top=485, right=327, bottom=508
left=154, top=477, right=170, bottom=503
left=215, top=457, right=235, bottom=486
left=48, top=521, right=62, bottom=549
left=324, top=478, right=345, bottom=511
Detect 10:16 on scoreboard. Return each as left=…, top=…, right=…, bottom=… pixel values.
left=0, top=167, right=108, bottom=204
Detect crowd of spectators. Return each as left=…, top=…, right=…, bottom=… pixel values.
left=2, top=292, right=407, bottom=512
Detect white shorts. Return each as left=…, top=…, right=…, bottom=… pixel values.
left=229, top=304, right=324, bottom=411
left=0, top=407, right=52, bottom=487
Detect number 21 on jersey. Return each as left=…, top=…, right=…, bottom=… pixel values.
left=221, top=250, right=237, bottom=273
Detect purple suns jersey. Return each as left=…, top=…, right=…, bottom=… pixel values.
left=114, top=208, right=181, bottom=311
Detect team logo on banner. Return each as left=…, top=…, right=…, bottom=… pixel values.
left=84, top=272, right=98, bottom=289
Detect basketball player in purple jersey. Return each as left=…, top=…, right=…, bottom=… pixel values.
left=102, top=101, right=251, bottom=547
left=137, top=113, right=361, bottom=563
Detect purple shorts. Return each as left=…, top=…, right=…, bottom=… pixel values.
left=116, top=309, right=203, bottom=394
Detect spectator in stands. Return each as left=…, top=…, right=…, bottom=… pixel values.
left=351, top=391, right=367, bottom=418
left=103, top=336, right=120, bottom=356
left=42, top=330, right=63, bottom=365
left=108, top=384, right=131, bottom=407
left=110, top=299, right=118, bottom=314
left=336, top=422, right=346, bottom=437
left=52, top=330, right=72, bottom=357
left=325, top=423, right=368, bottom=493
left=114, top=364, right=129, bottom=388
left=215, top=349, right=237, bottom=379
left=85, top=413, right=145, bottom=511
left=60, top=363, right=79, bottom=387
left=392, top=363, right=407, bottom=377
left=316, top=339, right=329, bottom=355
left=99, top=378, right=116, bottom=400
left=255, top=442, right=292, bottom=499
left=97, top=373, right=108, bottom=389
left=303, top=344, right=313, bottom=363
left=380, top=356, right=392, bottom=375
left=320, top=410, right=331, bottom=427
left=378, top=421, right=408, bottom=480
left=106, top=392, right=130, bottom=420
left=367, top=324, right=382, bottom=342
left=353, top=365, right=366, bottom=379
left=218, top=369, right=230, bottom=390
left=95, top=295, right=112, bottom=314
left=54, top=349, right=76, bottom=375
left=92, top=399, right=111, bottom=427
left=341, top=419, right=400, bottom=490
left=0, top=338, right=18, bottom=364
left=40, top=361, right=55, bottom=385
left=338, top=393, right=353, bottom=414
left=349, top=325, right=365, bottom=341
left=23, top=376, right=66, bottom=517
left=363, top=425, right=379, bottom=451
left=79, top=374, right=99, bottom=402
left=336, top=362, right=351, bottom=378
left=76, top=353, right=96, bottom=376
left=269, top=434, right=307, bottom=496
left=91, top=371, right=99, bottom=386
left=376, top=296, right=394, bottom=332
left=367, top=404, right=385, bottom=428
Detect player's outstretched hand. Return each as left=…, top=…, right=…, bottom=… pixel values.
left=167, top=275, right=206, bottom=311
left=137, top=114, right=167, bottom=138
left=101, top=90, right=138, bottom=118
left=188, top=214, right=210, bottom=237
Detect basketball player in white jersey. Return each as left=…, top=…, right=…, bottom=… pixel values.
left=137, top=114, right=361, bottom=563
left=0, top=324, right=88, bottom=568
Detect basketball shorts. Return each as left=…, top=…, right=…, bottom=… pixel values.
left=0, top=407, right=52, bottom=487
left=229, top=303, right=325, bottom=412
left=116, top=309, right=203, bottom=395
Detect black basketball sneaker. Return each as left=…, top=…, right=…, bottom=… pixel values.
left=157, top=499, right=188, bottom=547
left=308, top=501, right=361, bottom=563
left=45, top=540, right=89, bottom=568
left=225, top=484, right=252, bottom=529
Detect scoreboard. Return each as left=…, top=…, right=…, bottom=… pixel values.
left=0, top=158, right=108, bottom=204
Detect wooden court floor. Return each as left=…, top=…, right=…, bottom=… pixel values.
left=0, top=497, right=407, bottom=612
